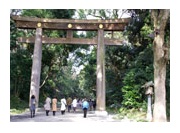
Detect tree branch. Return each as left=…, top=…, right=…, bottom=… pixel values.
left=39, top=74, right=49, bottom=89
left=39, top=60, right=54, bottom=89
left=151, top=9, right=158, bottom=29
left=119, top=9, right=128, bottom=19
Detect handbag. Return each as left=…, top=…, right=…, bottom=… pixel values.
left=44, top=104, right=47, bottom=109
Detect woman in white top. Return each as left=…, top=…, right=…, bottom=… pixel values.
left=60, top=97, right=67, bottom=115
left=72, top=97, right=78, bottom=113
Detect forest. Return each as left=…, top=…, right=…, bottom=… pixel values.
left=10, top=9, right=170, bottom=122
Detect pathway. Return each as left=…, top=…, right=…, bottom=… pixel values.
left=10, top=108, right=123, bottom=122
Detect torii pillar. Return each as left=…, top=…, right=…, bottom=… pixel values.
left=29, top=26, right=42, bottom=108
left=95, top=28, right=108, bottom=116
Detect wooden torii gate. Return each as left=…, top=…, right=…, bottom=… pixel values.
left=12, top=15, right=130, bottom=115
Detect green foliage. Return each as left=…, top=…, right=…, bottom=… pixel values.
left=50, top=9, right=75, bottom=19
left=78, top=47, right=97, bottom=99
left=121, top=44, right=154, bottom=109
left=118, top=10, right=154, bottom=110
left=125, top=10, right=152, bottom=46
left=121, top=69, right=143, bottom=108
left=10, top=15, right=32, bottom=101
left=22, top=9, right=54, bottom=18
left=10, top=96, right=28, bottom=109
left=117, top=107, right=147, bottom=122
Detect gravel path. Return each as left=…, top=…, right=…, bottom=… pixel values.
left=10, top=108, right=122, bottom=122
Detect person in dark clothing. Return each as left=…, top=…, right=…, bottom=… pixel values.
left=66, top=97, right=72, bottom=112
left=92, top=99, right=96, bottom=111
left=30, top=95, right=36, bottom=118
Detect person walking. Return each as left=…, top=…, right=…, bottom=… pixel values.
left=66, top=97, right=72, bottom=112
left=89, top=99, right=93, bottom=111
left=60, top=96, right=67, bottom=115
left=30, top=95, right=36, bottom=118
left=72, top=97, right=78, bottom=113
left=52, top=96, right=57, bottom=116
left=44, top=96, right=51, bottom=116
left=78, top=98, right=82, bottom=108
left=82, top=98, right=89, bottom=118
left=92, top=99, right=96, bottom=111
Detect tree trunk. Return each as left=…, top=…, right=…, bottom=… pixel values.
left=151, top=9, right=170, bottom=122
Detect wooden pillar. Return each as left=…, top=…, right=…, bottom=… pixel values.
left=29, top=28, right=42, bottom=107
left=147, top=94, right=153, bottom=121
left=111, top=31, right=114, bottom=39
left=66, top=30, right=73, bottom=38
left=145, top=86, right=153, bottom=121
left=96, top=29, right=106, bottom=112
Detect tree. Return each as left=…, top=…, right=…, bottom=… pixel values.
left=151, top=9, right=170, bottom=122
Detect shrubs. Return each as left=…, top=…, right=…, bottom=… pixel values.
left=118, top=107, right=147, bottom=122
left=10, top=96, right=28, bottom=114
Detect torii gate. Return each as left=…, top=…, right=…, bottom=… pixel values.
left=12, top=15, right=130, bottom=115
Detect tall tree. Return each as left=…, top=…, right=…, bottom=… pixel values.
left=151, top=9, right=170, bottom=122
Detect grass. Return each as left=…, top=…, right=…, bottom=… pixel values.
left=118, top=108, right=148, bottom=122
left=10, top=108, right=27, bottom=115
left=107, top=107, right=148, bottom=122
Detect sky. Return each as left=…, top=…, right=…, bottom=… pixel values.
left=0, top=0, right=179, bottom=133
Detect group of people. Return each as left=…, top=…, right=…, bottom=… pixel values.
left=44, top=96, right=57, bottom=116
left=44, top=96, right=66, bottom=116
left=66, top=97, right=78, bottom=113
left=30, top=95, right=95, bottom=118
